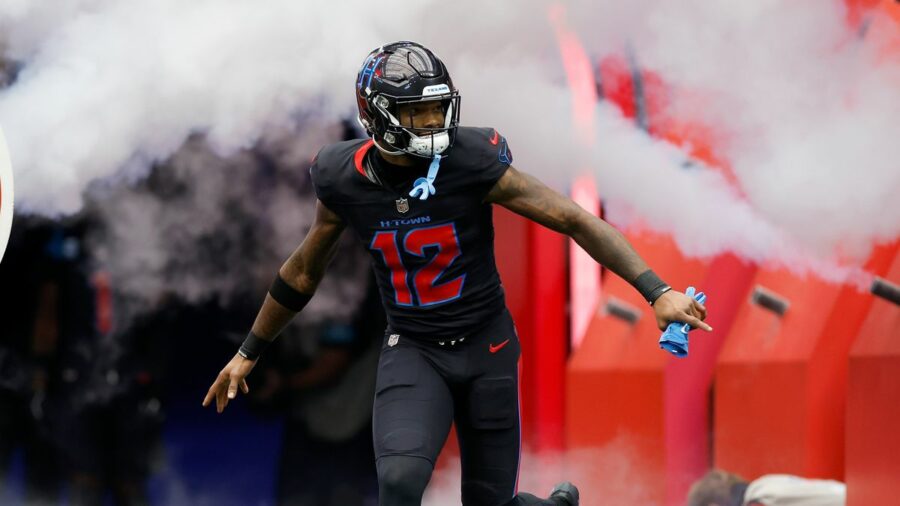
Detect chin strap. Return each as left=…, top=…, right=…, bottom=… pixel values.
left=372, top=136, right=405, bottom=156
left=409, top=154, right=442, bottom=200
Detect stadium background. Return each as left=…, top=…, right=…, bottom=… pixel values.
left=0, top=0, right=898, bottom=505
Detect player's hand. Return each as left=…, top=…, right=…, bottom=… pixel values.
left=652, top=290, right=712, bottom=332
left=202, top=352, right=256, bottom=413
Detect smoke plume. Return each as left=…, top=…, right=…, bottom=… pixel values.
left=0, top=0, right=897, bottom=282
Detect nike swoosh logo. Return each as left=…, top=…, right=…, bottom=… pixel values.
left=489, top=339, right=510, bottom=353
left=489, top=130, right=499, bottom=145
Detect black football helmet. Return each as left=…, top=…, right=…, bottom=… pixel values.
left=356, top=41, right=461, bottom=158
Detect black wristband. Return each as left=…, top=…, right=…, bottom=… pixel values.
left=269, top=274, right=312, bottom=312
left=633, top=270, right=671, bottom=306
left=238, top=332, right=272, bottom=361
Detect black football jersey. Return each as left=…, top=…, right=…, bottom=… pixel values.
left=310, top=126, right=513, bottom=338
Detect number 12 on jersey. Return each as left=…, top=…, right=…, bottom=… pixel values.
left=370, top=223, right=465, bottom=307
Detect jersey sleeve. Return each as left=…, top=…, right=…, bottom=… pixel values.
left=471, top=127, right=514, bottom=197
left=308, top=149, right=340, bottom=209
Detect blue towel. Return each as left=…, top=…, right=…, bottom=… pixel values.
left=658, top=286, right=708, bottom=358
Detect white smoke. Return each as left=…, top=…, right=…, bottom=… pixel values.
left=0, top=0, right=897, bottom=280
left=85, top=119, right=369, bottom=327
left=567, top=0, right=900, bottom=271
left=424, top=441, right=658, bottom=506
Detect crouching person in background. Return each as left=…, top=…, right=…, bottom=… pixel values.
left=687, top=469, right=846, bottom=506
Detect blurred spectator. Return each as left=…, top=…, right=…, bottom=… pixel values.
left=687, top=469, right=846, bottom=506
left=0, top=218, right=64, bottom=504
left=251, top=268, right=383, bottom=506
left=42, top=215, right=168, bottom=506
left=235, top=119, right=380, bottom=505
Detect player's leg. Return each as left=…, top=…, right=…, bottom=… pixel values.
left=454, top=370, right=523, bottom=506
left=373, top=335, right=454, bottom=506
left=376, top=455, right=434, bottom=506
left=457, top=383, right=576, bottom=505
left=456, top=312, right=579, bottom=506
left=454, top=310, right=522, bottom=506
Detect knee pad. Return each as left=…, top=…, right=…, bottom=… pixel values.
left=377, top=455, right=433, bottom=506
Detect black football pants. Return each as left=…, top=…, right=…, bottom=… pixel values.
left=373, top=310, right=562, bottom=506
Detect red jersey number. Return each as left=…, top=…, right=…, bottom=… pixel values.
left=370, top=223, right=464, bottom=307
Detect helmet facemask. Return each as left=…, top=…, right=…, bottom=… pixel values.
left=370, top=91, right=460, bottom=158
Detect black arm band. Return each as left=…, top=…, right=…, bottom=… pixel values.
left=238, top=332, right=272, bottom=361
left=633, top=270, right=672, bottom=306
left=269, top=273, right=313, bottom=312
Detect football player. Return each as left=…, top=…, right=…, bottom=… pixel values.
left=204, top=41, right=711, bottom=506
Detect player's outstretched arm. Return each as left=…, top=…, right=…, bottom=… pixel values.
left=202, top=200, right=346, bottom=413
left=486, top=166, right=710, bottom=332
